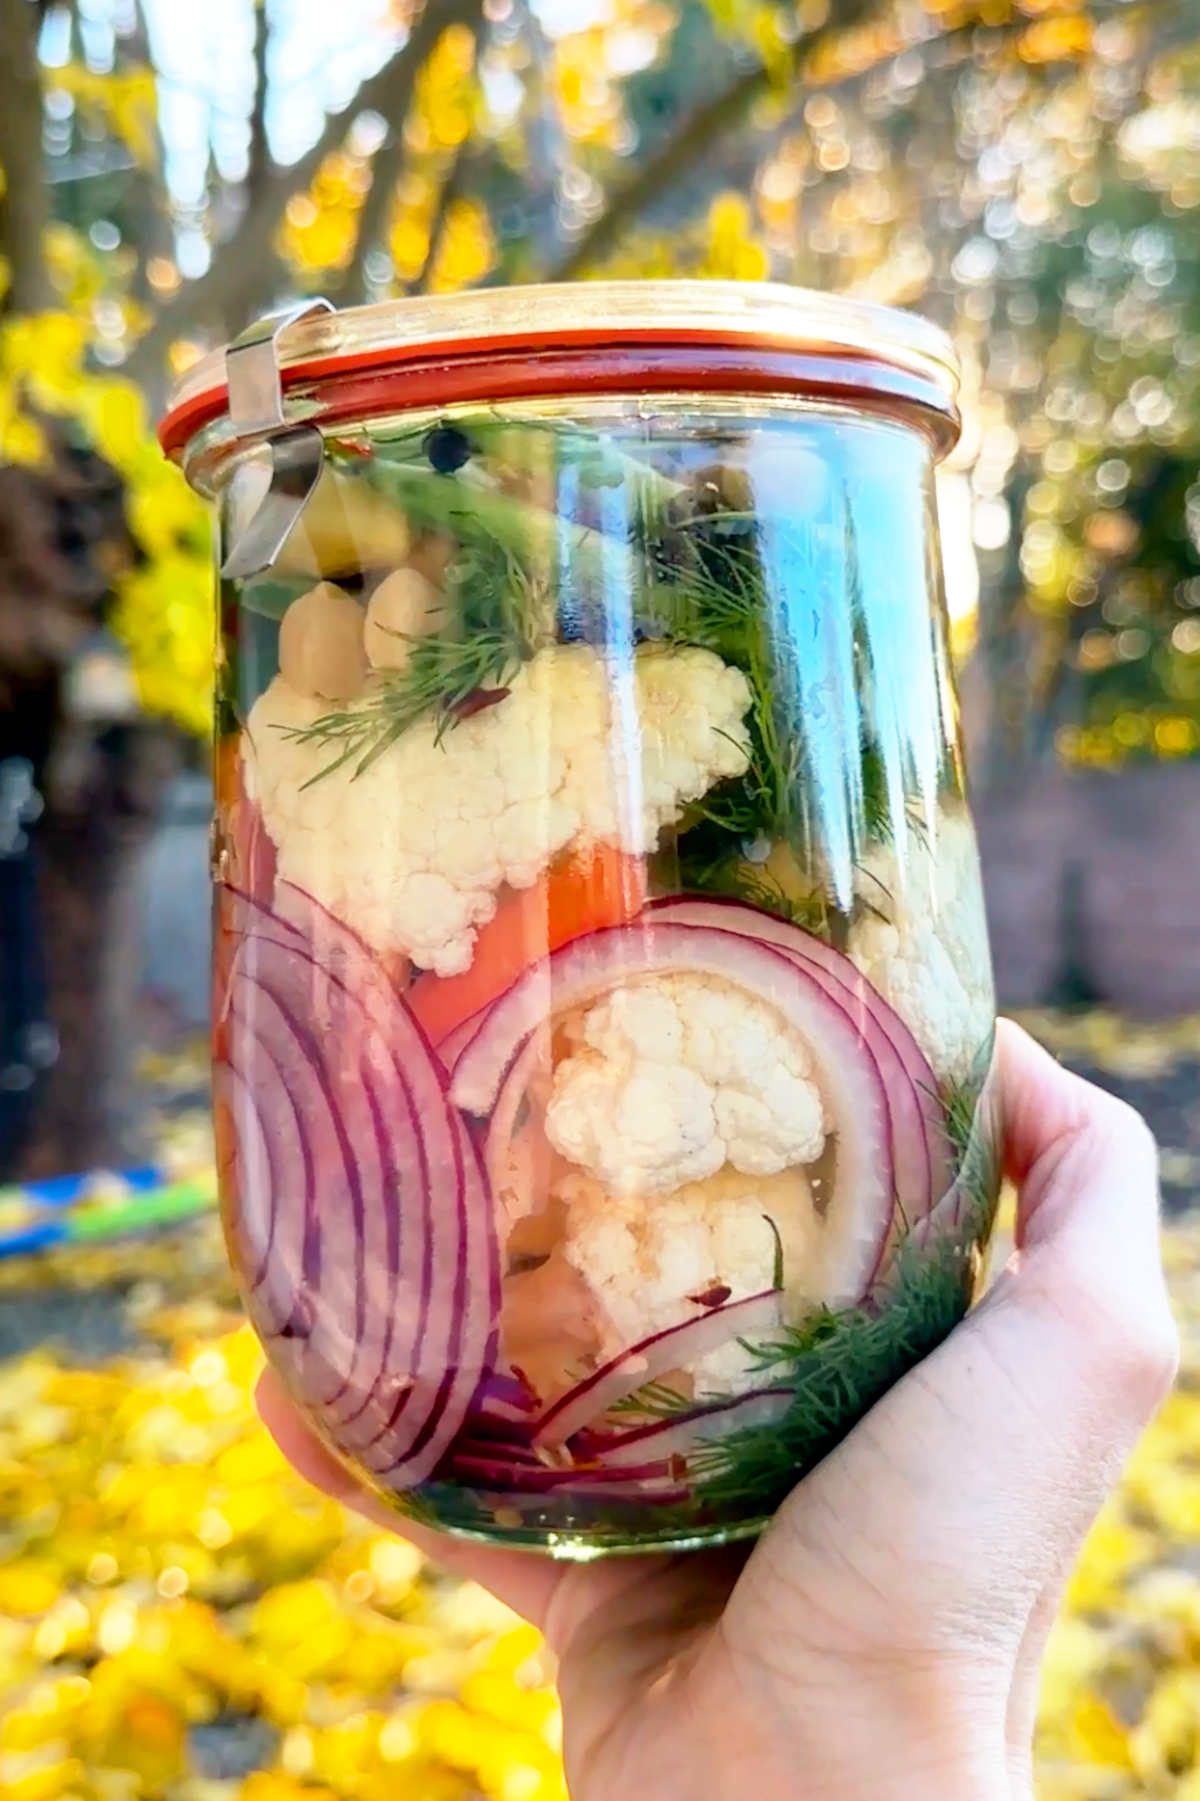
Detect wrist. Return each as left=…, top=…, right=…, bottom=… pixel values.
left=751, top=1660, right=1016, bottom=1801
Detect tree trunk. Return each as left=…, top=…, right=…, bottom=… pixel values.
left=0, top=0, right=52, bottom=314
left=126, top=0, right=484, bottom=388
left=409, top=142, right=470, bottom=293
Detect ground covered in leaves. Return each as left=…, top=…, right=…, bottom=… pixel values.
left=1, top=1015, right=1199, bottom=1801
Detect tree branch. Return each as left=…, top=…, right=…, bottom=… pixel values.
left=513, top=0, right=571, bottom=268
left=409, top=140, right=472, bottom=293
left=126, top=0, right=483, bottom=386
left=547, top=0, right=1162, bottom=281
left=336, top=132, right=410, bottom=305
left=247, top=0, right=271, bottom=206
left=0, top=0, right=53, bottom=314
left=335, top=0, right=485, bottom=305
left=549, top=59, right=769, bottom=281
left=541, top=0, right=884, bottom=283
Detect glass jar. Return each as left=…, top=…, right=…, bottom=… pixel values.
left=164, top=281, right=999, bottom=1557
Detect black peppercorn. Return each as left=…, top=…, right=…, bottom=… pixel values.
left=423, top=423, right=474, bottom=474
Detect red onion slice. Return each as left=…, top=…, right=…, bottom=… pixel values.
left=215, top=1056, right=300, bottom=1338
left=648, top=897, right=947, bottom=1218
left=217, top=885, right=499, bottom=1489
left=444, top=1451, right=688, bottom=1501
left=531, top=1289, right=783, bottom=1447
left=574, top=1385, right=794, bottom=1467
left=451, top=920, right=894, bottom=1309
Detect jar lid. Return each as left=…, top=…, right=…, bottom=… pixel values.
left=159, top=279, right=961, bottom=461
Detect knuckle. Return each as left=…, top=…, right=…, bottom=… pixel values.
left=1087, top=1285, right=1179, bottom=1413
left=1134, top=1301, right=1181, bottom=1403
left=1092, top=1087, right=1158, bottom=1166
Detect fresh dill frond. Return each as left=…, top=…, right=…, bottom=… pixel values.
left=937, top=1046, right=1002, bottom=1243
left=685, top=1232, right=978, bottom=1514
left=283, top=627, right=530, bottom=784
left=672, top=828, right=834, bottom=934
left=763, top=1215, right=785, bottom=1291
left=608, top=1380, right=695, bottom=1421
left=942, top=1069, right=988, bottom=1169
left=279, top=536, right=542, bottom=784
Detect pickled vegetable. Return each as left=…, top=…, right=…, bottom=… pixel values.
left=212, top=399, right=998, bottom=1553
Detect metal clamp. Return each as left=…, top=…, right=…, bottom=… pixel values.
left=221, top=298, right=335, bottom=581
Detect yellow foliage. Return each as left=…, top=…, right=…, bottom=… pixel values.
left=1067, top=1692, right=1135, bottom=1770
left=1019, top=14, right=1094, bottom=63
left=53, top=62, right=159, bottom=168
left=429, top=197, right=496, bottom=293
left=0, top=309, right=212, bottom=737
left=278, top=156, right=367, bottom=275
left=0, top=1562, right=66, bottom=1619
left=698, top=193, right=771, bottom=282
left=279, top=21, right=483, bottom=287
left=551, top=2, right=675, bottom=148
left=412, top=22, right=479, bottom=152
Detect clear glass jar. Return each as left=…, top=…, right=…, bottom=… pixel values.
left=166, top=282, right=999, bottom=1556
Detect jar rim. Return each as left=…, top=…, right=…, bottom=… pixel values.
left=160, top=279, right=960, bottom=460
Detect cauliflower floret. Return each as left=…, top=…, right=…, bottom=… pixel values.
left=244, top=643, right=751, bottom=975
left=558, top=1165, right=823, bottom=1394
left=545, top=972, right=827, bottom=1196
left=848, top=809, right=993, bottom=1081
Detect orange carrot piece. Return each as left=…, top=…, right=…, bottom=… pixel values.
left=408, top=843, right=647, bottom=1045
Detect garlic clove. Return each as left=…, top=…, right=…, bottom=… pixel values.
left=364, top=565, right=447, bottom=672
left=278, top=581, right=368, bottom=700
left=407, top=532, right=457, bottom=587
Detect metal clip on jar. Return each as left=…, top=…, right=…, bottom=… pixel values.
left=163, top=281, right=999, bottom=1556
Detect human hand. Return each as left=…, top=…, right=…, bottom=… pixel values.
left=257, top=1021, right=1177, bottom=1801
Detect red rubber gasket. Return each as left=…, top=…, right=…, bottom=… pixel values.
left=159, top=334, right=958, bottom=459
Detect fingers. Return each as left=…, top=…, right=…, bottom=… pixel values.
left=992, top=1020, right=1178, bottom=1426
left=726, top=1024, right=1176, bottom=1687
left=254, top=1369, right=567, bottom=1628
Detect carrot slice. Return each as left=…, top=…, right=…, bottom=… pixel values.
left=408, top=843, right=647, bottom=1046
left=213, top=735, right=279, bottom=1061
left=216, top=735, right=277, bottom=904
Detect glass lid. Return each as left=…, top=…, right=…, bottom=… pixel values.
left=160, top=279, right=961, bottom=459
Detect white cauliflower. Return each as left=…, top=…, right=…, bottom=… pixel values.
left=849, top=808, right=993, bottom=1082
left=557, top=1164, right=825, bottom=1394
left=244, top=642, right=751, bottom=975
left=544, top=972, right=827, bottom=1196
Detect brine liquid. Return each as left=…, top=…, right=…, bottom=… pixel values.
left=212, top=397, right=999, bottom=1554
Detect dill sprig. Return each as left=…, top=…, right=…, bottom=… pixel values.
left=664, top=1066, right=999, bottom=1515
left=672, top=829, right=833, bottom=935
left=646, top=518, right=895, bottom=862
left=282, top=627, right=529, bottom=784
left=337, top=442, right=634, bottom=593
left=608, top=1380, right=695, bottom=1421
left=277, top=538, right=542, bottom=784
left=646, top=524, right=809, bottom=846
left=683, top=1232, right=976, bottom=1514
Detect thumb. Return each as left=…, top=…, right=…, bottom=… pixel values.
left=726, top=1020, right=1177, bottom=1668
left=976, top=1018, right=1177, bottom=1519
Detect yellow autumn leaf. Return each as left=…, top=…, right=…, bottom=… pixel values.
left=1067, top=1692, right=1135, bottom=1769
left=239, top=1775, right=341, bottom=1801
left=0, top=1563, right=66, bottom=1619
